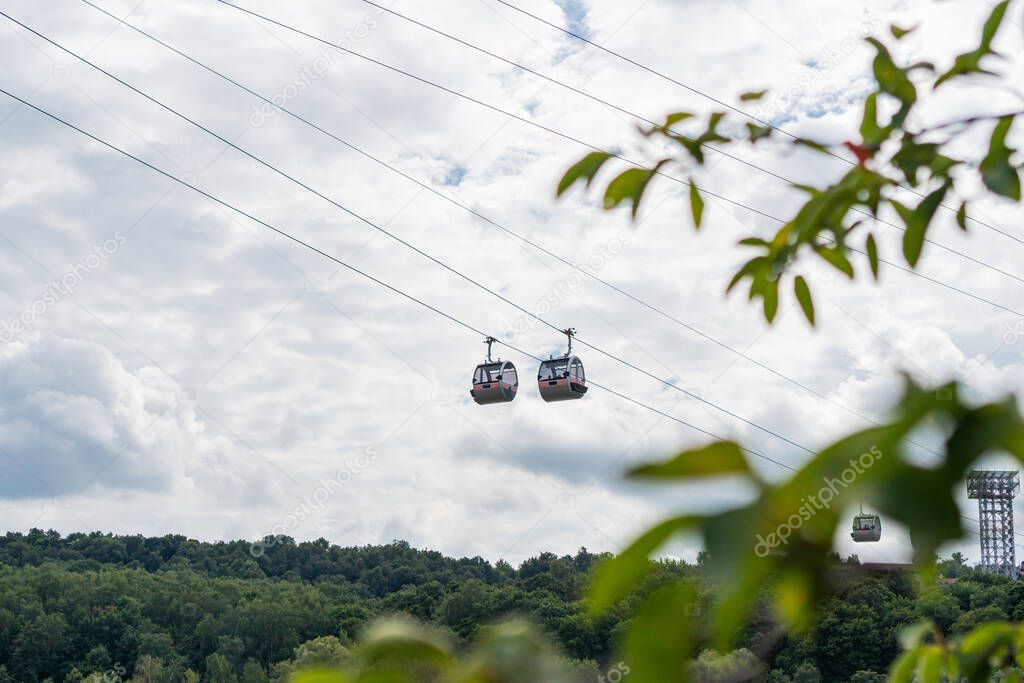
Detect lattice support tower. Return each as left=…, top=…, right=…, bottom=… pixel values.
left=967, top=470, right=1020, bottom=578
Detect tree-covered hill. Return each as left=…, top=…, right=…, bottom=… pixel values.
left=0, top=531, right=1019, bottom=682
left=0, top=530, right=668, bottom=682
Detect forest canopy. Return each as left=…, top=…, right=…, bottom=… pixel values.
left=0, top=530, right=1008, bottom=682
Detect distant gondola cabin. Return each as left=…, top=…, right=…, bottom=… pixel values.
left=851, top=514, right=881, bottom=543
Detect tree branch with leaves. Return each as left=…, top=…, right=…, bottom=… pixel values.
left=558, top=1, right=1022, bottom=325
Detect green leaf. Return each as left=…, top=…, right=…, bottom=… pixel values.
left=891, top=199, right=913, bottom=225
left=292, top=671, right=349, bottom=683
left=740, top=90, right=767, bottom=101
left=980, top=1, right=1011, bottom=50
left=588, top=515, right=699, bottom=613
left=866, top=233, right=880, bottom=279
left=980, top=116, right=1021, bottom=200
left=663, top=112, right=694, bottom=128
left=935, top=2, right=1010, bottom=87
left=859, top=93, right=889, bottom=148
left=557, top=151, right=612, bottom=196
left=867, top=38, right=917, bottom=106
left=791, top=183, right=822, bottom=197
left=816, top=247, right=855, bottom=278
left=960, top=622, right=1016, bottom=679
left=916, top=646, right=944, bottom=683
left=902, top=184, right=950, bottom=267
left=891, top=650, right=921, bottom=683
left=357, top=618, right=453, bottom=671
left=956, top=201, right=968, bottom=231
left=793, top=138, right=831, bottom=155
left=689, top=180, right=705, bottom=229
left=892, top=139, right=942, bottom=186
left=929, top=154, right=958, bottom=177
left=603, top=162, right=666, bottom=218
left=727, top=256, right=767, bottom=293
left=628, top=441, right=751, bottom=480
left=761, top=277, right=779, bottom=322
left=670, top=135, right=704, bottom=164
left=900, top=621, right=934, bottom=650
left=745, top=122, right=772, bottom=143
left=622, top=583, right=697, bottom=682
left=890, top=24, right=916, bottom=39
left=794, top=276, right=815, bottom=325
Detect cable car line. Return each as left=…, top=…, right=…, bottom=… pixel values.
left=0, top=85, right=798, bottom=475
left=13, top=12, right=1020, bottom=549
left=346, top=0, right=1024, bottom=285
left=489, top=0, right=1021, bottom=245
left=2, top=89, right=1004, bottom=553
left=9, top=15, right=846, bottom=454
left=77, top=0, right=895, bottom=434
left=72, top=0, right=1024, bottom=462
left=100, top=3, right=1024, bottom=554
left=211, top=1, right=786, bottom=222
left=34, top=5, right=1024, bottom=465
left=18, top=10, right=1024, bottom=482
left=206, top=3, right=1024, bottom=310
left=490, top=0, right=815, bottom=148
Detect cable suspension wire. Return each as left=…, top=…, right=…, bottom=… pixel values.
left=0, top=85, right=796, bottom=475
left=80, top=0, right=900, bottom=434
left=205, top=3, right=1024, bottom=544
left=489, top=0, right=1021, bottom=243
left=207, top=2, right=1024, bottom=316
left=78, top=1, right=1024, bottom=457
left=1, top=90, right=1001, bottom=550
left=349, top=0, right=1024, bottom=285
left=7, top=11, right=821, bottom=455
left=72, top=0, right=950, bottom=464
left=23, top=6, right=1023, bottom=485
left=210, top=2, right=777, bottom=218
left=58, top=2, right=1014, bottom=556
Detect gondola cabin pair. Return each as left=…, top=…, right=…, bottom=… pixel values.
left=470, top=331, right=587, bottom=405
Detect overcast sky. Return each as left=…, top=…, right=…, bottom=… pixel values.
left=0, top=0, right=1022, bottom=567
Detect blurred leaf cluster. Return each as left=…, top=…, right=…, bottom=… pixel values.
left=586, top=378, right=1024, bottom=682
left=895, top=620, right=1024, bottom=682
left=291, top=618, right=579, bottom=683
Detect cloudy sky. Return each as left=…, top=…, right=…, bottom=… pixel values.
left=0, top=0, right=1022, bottom=567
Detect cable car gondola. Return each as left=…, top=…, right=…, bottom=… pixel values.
left=850, top=505, right=881, bottom=543
left=537, top=328, right=587, bottom=402
left=470, top=337, right=518, bottom=405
